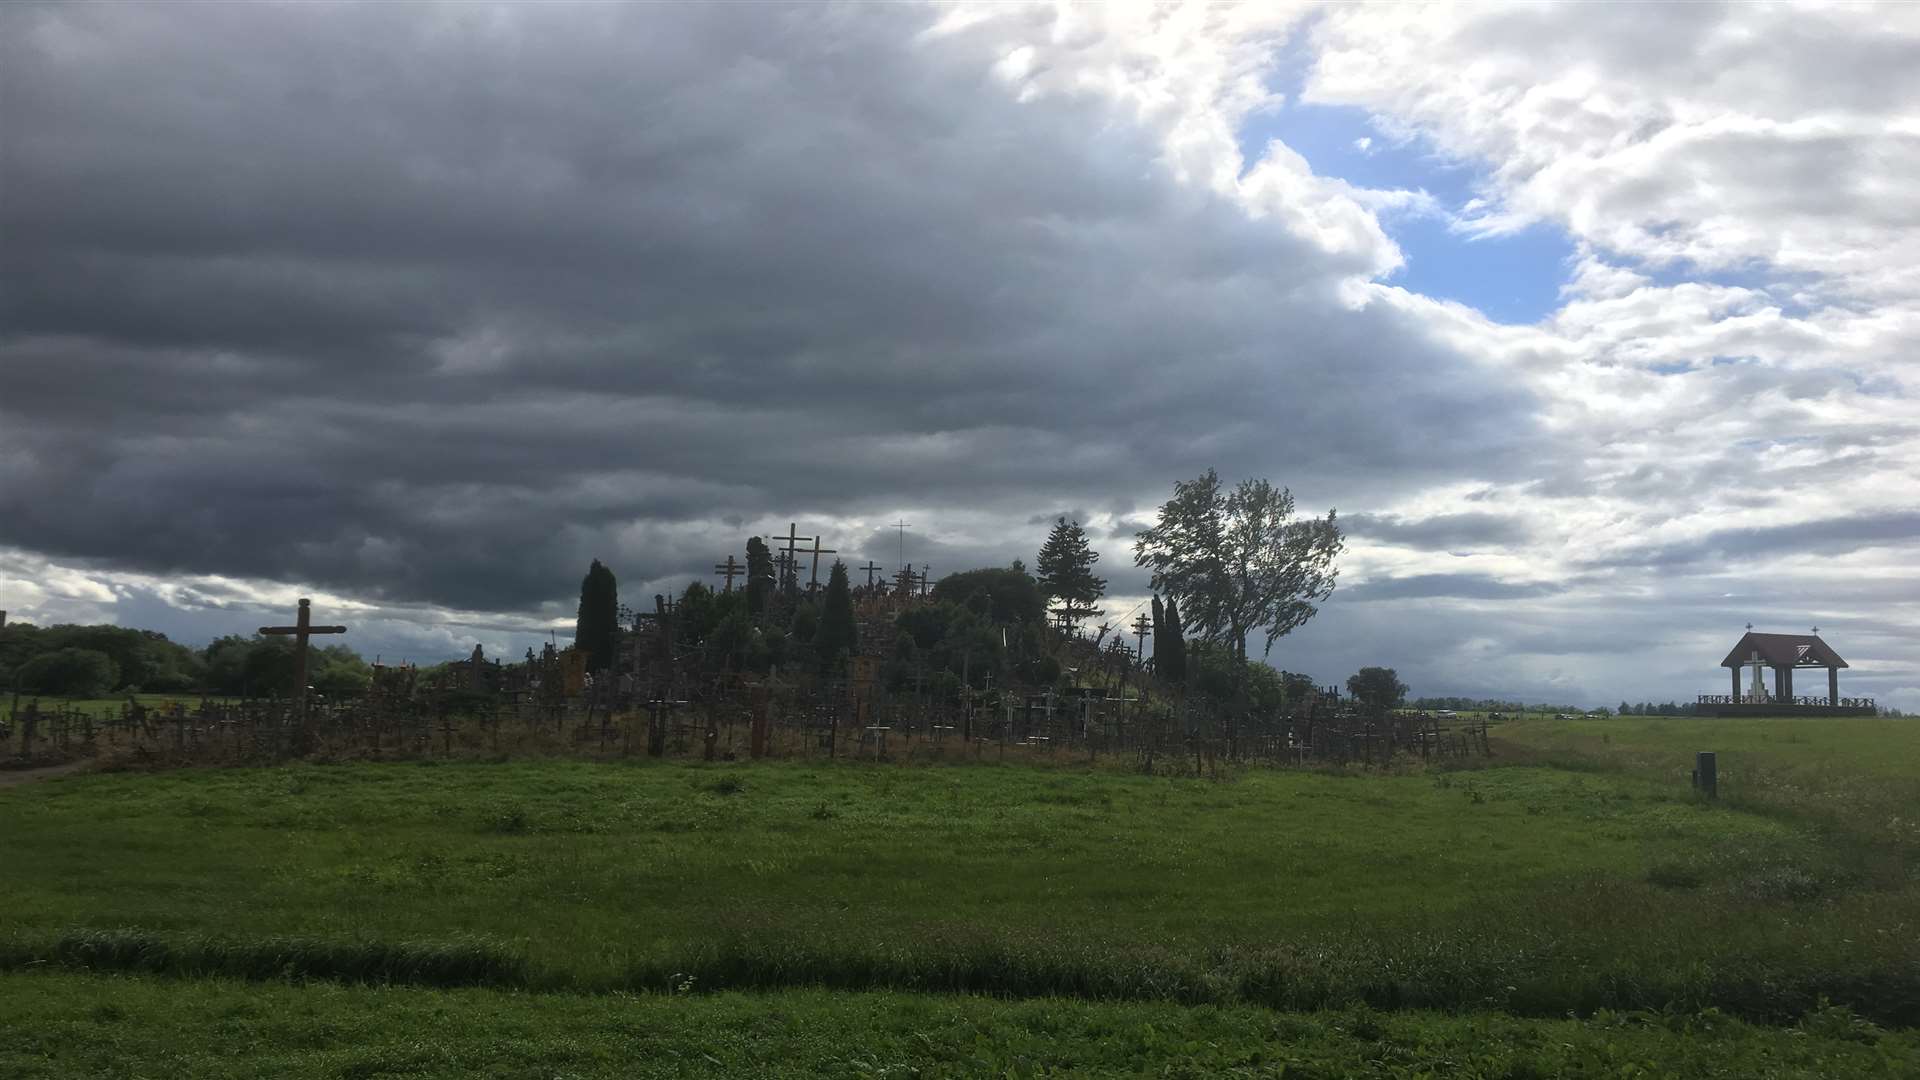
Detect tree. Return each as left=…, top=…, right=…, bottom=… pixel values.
left=1036, top=517, right=1106, bottom=630
left=1134, top=469, right=1343, bottom=662
left=930, top=565, right=1046, bottom=625
left=1160, top=595, right=1187, bottom=683
left=574, top=559, right=619, bottom=672
left=15, top=648, right=120, bottom=697
left=311, top=644, right=372, bottom=699
left=745, top=537, right=775, bottom=617
left=815, top=561, right=858, bottom=670
left=1346, top=667, right=1408, bottom=711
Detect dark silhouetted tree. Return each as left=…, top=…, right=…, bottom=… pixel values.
left=745, top=537, right=775, bottom=617
left=574, top=559, right=619, bottom=672
left=1347, top=666, right=1408, bottom=711
left=1160, top=595, right=1187, bottom=683
left=815, top=561, right=857, bottom=670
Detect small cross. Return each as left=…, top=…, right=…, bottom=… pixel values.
left=1811, top=626, right=1819, bottom=635
left=1745, top=622, right=1753, bottom=632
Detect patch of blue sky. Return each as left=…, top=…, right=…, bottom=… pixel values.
left=1240, top=99, right=1575, bottom=325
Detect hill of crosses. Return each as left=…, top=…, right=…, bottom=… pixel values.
left=0, top=476, right=1506, bottom=771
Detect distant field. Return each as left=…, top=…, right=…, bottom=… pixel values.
left=4, top=693, right=227, bottom=721
left=4, top=973, right=1914, bottom=1079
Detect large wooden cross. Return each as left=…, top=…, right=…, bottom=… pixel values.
left=860, top=561, right=885, bottom=588
left=258, top=598, right=347, bottom=741
left=1132, top=613, right=1152, bottom=665
left=713, top=554, right=743, bottom=593
left=804, top=535, right=838, bottom=591
left=772, top=523, right=812, bottom=592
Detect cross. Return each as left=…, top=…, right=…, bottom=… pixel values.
left=917, top=565, right=932, bottom=597
left=713, top=554, right=743, bottom=593
left=258, top=598, right=347, bottom=741
left=772, top=523, right=813, bottom=592
left=804, top=535, right=838, bottom=590
left=894, top=563, right=917, bottom=596
left=1132, top=612, right=1152, bottom=662
left=891, top=519, right=911, bottom=568
left=1745, top=622, right=1753, bottom=631
left=860, top=561, right=885, bottom=588
left=1811, top=625, right=1819, bottom=635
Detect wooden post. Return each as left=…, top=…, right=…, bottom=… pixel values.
left=1694, top=751, right=1717, bottom=799
left=1730, top=666, right=1741, bottom=699
left=749, top=686, right=770, bottom=759
left=1829, top=666, right=1839, bottom=706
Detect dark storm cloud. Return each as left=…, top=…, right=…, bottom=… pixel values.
left=1589, top=511, right=1920, bottom=571
left=1343, top=512, right=1530, bottom=551
left=0, top=1, right=1538, bottom=615
left=1338, top=573, right=1563, bottom=602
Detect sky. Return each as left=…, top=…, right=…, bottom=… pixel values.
left=2, top=1, right=1917, bottom=708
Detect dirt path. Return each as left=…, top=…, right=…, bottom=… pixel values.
left=0, top=760, right=93, bottom=788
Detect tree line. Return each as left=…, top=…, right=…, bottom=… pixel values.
left=1, top=622, right=372, bottom=700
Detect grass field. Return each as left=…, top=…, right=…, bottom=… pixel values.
left=4, top=972, right=1915, bottom=1078
left=1, top=715, right=1915, bottom=1072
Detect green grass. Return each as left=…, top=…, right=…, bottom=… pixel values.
left=4, top=972, right=1915, bottom=1078
left=3, top=736, right=1916, bottom=1021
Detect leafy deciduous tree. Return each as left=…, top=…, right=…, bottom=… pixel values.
left=1347, top=666, right=1409, bottom=711
left=1134, top=469, right=1343, bottom=662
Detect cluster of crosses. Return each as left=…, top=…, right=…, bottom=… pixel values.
left=709, top=522, right=933, bottom=599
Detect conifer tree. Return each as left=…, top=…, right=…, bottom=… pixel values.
left=1162, top=594, right=1187, bottom=683
left=815, top=560, right=858, bottom=670
left=1036, top=516, right=1106, bottom=630
left=574, top=559, right=618, bottom=672
left=745, top=537, right=774, bottom=616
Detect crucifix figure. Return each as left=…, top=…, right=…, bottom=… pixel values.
left=258, top=598, right=347, bottom=745
left=713, top=555, right=743, bottom=594
left=804, top=535, right=838, bottom=591
left=860, top=561, right=885, bottom=588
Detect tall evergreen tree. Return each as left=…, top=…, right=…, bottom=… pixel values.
left=1036, top=516, right=1106, bottom=630
left=745, top=537, right=775, bottom=616
left=574, top=559, right=618, bottom=672
left=815, top=560, right=858, bottom=670
left=1162, top=594, right=1187, bottom=683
